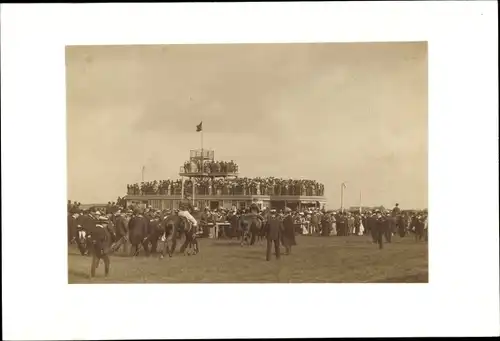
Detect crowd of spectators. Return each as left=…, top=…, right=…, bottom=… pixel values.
left=67, top=198, right=126, bottom=214
left=128, top=180, right=184, bottom=195
left=68, top=197, right=427, bottom=240
left=127, top=177, right=325, bottom=196
left=183, top=160, right=238, bottom=174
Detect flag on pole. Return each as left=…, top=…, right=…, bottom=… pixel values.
left=196, top=121, right=203, bottom=132
left=342, top=182, right=347, bottom=189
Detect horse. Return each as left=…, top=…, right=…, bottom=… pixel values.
left=128, top=215, right=149, bottom=257
left=143, top=218, right=165, bottom=257
left=387, top=216, right=398, bottom=237
left=76, top=229, right=88, bottom=255
left=162, top=215, right=199, bottom=257
left=396, top=215, right=408, bottom=237
left=161, top=215, right=182, bottom=257
left=238, top=214, right=264, bottom=246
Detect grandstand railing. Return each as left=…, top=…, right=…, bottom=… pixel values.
left=126, top=187, right=325, bottom=197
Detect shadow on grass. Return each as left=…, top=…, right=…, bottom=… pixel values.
left=110, top=252, right=134, bottom=258
left=231, top=254, right=264, bottom=261
left=210, top=241, right=246, bottom=247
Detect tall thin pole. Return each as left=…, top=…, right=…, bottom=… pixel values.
left=142, top=166, right=145, bottom=182
left=359, top=191, right=362, bottom=214
left=201, top=129, right=204, bottom=174
left=340, top=183, right=344, bottom=212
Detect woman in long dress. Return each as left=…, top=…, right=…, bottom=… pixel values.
left=330, top=215, right=337, bottom=236
left=358, top=219, right=365, bottom=236
left=300, top=214, right=308, bottom=235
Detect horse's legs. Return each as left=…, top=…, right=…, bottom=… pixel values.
left=90, top=254, right=99, bottom=278
left=193, top=237, right=199, bottom=254
left=180, top=233, right=189, bottom=254
left=170, top=235, right=177, bottom=256
left=250, top=228, right=256, bottom=245
left=378, top=228, right=384, bottom=249
left=131, top=243, right=140, bottom=257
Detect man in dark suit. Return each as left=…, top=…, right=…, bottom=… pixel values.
left=264, top=209, right=283, bottom=261
left=281, top=207, right=296, bottom=255
left=320, top=213, right=331, bottom=237
left=76, top=210, right=94, bottom=256
left=89, top=223, right=111, bottom=278
left=128, top=209, right=149, bottom=256
left=145, top=212, right=163, bottom=256
left=368, top=212, right=377, bottom=243
left=374, top=211, right=390, bottom=249
left=229, top=211, right=239, bottom=240
left=110, top=211, right=129, bottom=253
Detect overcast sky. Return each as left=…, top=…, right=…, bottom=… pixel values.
left=66, top=42, right=427, bottom=209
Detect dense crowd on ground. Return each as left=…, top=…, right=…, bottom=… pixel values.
left=127, top=177, right=325, bottom=196
left=68, top=199, right=428, bottom=240
left=68, top=199, right=428, bottom=278
left=183, top=160, right=238, bottom=174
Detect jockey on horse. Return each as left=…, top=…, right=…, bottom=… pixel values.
left=391, top=203, right=406, bottom=237
left=178, top=199, right=200, bottom=255
left=178, top=199, right=198, bottom=230
left=239, top=203, right=265, bottom=245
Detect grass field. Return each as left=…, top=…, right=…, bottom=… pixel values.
left=68, top=235, right=428, bottom=283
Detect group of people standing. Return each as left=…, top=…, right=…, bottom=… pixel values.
left=290, top=204, right=429, bottom=249
left=183, top=159, right=239, bottom=174
left=68, top=198, right=428, bottom=277
left=67, top=200, right=205, bottom=278
left=126, top=177, right=325, bottom=197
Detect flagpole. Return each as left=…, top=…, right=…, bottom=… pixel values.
left=142, top=166, right=145, bottom=182
left=359, top=191, right=362, bottom=214
left=201, top=128, right=204, bottom=174
left=340, top=183, right=344, bottom=213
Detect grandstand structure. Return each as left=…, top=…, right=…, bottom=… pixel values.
left=124, top=149, right=326, bottom=211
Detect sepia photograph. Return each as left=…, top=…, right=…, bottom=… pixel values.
left=66, top=42, right=428, bottom=283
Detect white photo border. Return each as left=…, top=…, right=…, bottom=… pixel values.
left=1, top=2, right=499, bottom=339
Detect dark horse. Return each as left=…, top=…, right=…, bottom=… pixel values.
left=238, top=214, right=264, bottom=246
left=396, top=215, right=409, bottom=237
left=161, top=215, right=199, bottom=257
